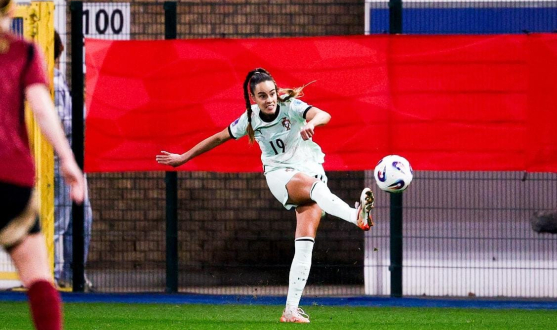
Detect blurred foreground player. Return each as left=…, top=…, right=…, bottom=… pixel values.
left=0, top=0, right=85, bottom=329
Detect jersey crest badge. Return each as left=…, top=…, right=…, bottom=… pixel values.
left=281, top=117, right=291, bottom=131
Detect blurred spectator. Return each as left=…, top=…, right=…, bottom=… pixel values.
left=53, top=30, right=94, bottom=291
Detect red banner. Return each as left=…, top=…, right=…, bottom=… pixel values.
left=85, top=34, right=557, bottom=173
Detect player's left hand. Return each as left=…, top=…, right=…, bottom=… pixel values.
left=156, top=151, right=185, bottom=167
left=300, top=123, right=315, bottom=141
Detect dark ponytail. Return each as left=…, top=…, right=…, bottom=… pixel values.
left=242, top=69, right=257, bottom=144
left=242, top=68, right=274, bottom=144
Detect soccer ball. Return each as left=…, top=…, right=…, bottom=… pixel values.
left=374, top=155, right=413, bottom=193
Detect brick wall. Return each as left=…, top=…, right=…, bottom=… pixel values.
left=126, top=0, right=365, bottom=39
left=84, top=0, right=366, bottom=290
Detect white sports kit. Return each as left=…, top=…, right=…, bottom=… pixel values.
left=227, top=95, right=373, bottom=323
left=228, top=98, right=327, bottom=209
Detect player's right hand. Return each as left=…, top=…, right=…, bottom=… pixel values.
left=156, top=151, right=185, bottom=167
left=300, top=122, right=315, bottom=141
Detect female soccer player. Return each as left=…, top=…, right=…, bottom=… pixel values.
left=156, top=68, right=374, bottom=323
left=0, top=0, right=85, bottom=329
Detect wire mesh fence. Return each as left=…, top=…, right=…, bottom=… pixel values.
left=365, top=171, right=557, bottom=297
left=49, top=1, right=557, bottom=296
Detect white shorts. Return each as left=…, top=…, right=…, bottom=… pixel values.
left=264, top=164, right=328, bottom=210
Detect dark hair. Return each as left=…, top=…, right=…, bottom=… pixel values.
left=54, top=30, right=63, bottom=61
left=242, top=68, right=273, bottom=144
left=242, top=68, right=309, bottom=144
left=0, top=0, right=12, bottom=16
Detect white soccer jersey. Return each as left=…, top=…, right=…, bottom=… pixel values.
left=228, top=98, right=325, bottom=173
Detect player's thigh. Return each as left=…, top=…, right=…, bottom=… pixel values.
left=265, top=168, right=299, bottom=210
left=9, top=233, right=51, bottom=287
left=286, top=162, right=328, bottom=205
left=286, top=173, right=321, bottom=205
left=265, top=166, right=328, bottom=208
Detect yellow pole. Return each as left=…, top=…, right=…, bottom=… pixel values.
left=31, top=1, right=56, bottom=276
left=17, top=1, right=56, bottom=276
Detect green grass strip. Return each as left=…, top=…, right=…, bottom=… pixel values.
left=0, top=302, right=555, bottom=330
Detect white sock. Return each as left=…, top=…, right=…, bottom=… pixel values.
left=285, top=237, right=314, bottom=311
left=309, top=181, right=358, bottom=225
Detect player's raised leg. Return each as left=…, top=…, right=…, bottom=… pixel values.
left=287, top=173, right=375, bottom=231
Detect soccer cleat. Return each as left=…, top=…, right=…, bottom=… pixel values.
left=280, top=307, right=310, bottom=323
left=356, top=188, right=375, bottom=231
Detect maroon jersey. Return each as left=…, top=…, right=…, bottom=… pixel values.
left=0, top=32, right=48, bottom=187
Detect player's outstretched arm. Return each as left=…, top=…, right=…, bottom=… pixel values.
left=25, top=84, right=85, bottom=204
left=156, top=128, right=232, bottom=167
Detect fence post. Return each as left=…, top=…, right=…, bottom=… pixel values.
left=70, top=0, right=85, bottom=293
left=164, top=1, right=178, bottom=294
left=389, top=0, right=403, bottom=298
left=389, top=193, right=403, bottom=297
left=389, top=0, right=402, bottom=34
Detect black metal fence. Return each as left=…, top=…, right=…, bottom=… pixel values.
left=54, top=1, right=557, bottom=297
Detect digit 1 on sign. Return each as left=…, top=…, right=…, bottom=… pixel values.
left=82, top=8, right=125, bottom=36
left=83, top=8, right=90, bottom=35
